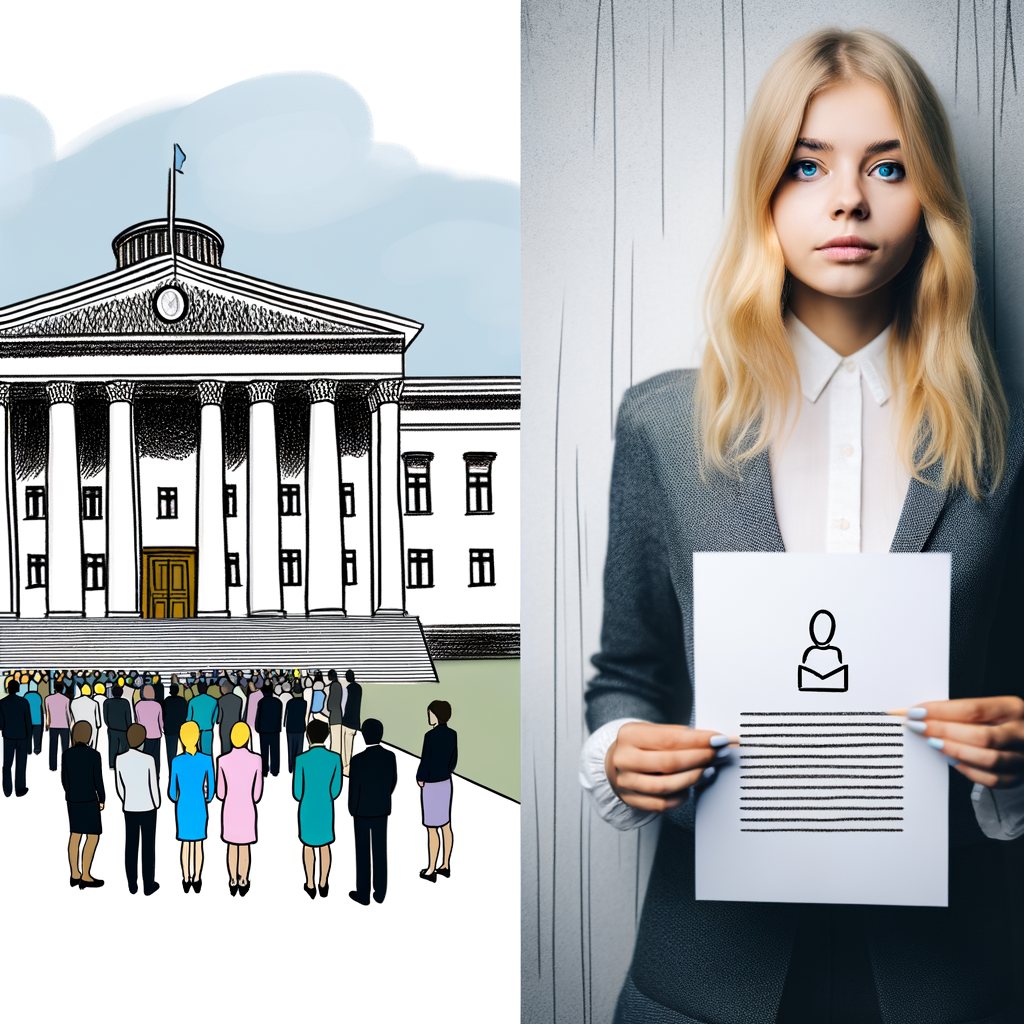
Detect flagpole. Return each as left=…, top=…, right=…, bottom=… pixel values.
left=169, top=150, right=177, bottom=279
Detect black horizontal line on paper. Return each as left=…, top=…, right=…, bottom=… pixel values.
left=741, top=774, right=904, bottom=780
left=736, top=765, right=901, bottom=770
left=741, top=828, right=904, bottom=832
left=739, top=722, right=901, bottom=728
left=740, top=817, right=904, bottom=822
left=739, top=806, right=904, bottom=812
left=741, top=785, right=903, bottom=790
left=741, top=712, right=889, bottom=716
left=740, top=795, right=904, bottom=800
left=741, top=754, right=903, bottom=759
left=740, top=733, right=904, bottom=739
left=741, top=745, right=901, bottom=753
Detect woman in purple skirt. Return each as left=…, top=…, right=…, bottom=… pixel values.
left=416, top=700, right=457, bottom=882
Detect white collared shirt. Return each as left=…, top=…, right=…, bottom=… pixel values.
left=580, top=315, right=1024, bottom=839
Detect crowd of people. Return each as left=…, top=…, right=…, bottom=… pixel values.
left=0, top=667, right=459, bottom=903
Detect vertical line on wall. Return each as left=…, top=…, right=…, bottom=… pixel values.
left=1000, top=0, right=1018, bottom=130
left=974, top=0, right=982, bottom=112
left=740, top=0, right=747, bottom=114
left=593, top=0, right=603, bottom=150
left=579, top=792, right=588, bottom=1024
left=551, top=298, right=564, bottom=1018
left=630, top=243, right=635, bottom=387
left=721, top=0, right=727, bottom=211
left=610, top=0, right=619, bottom=439
left=956, top=0, right=962, bottom=102
left=661, top=33, right=666, bottom=238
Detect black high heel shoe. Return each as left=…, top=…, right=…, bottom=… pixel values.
left=230, top=881, right=239, bottom=896
left=70, top=875, right=81, bottom=888
left=192, top=879, right=203, bottom=894
left=238, top=880, right=250, bottom=897
left=318, top=883, right=329, bottom=898
left=436, top=867, right=450, bottom=878
left=304, top=884, right=317, bottom=899
left=182, top=879, right=192, bottom=893
left=419, top=868, right=437, bottom=883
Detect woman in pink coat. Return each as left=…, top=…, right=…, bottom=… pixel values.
left=216, top=721, right=263, bottom=896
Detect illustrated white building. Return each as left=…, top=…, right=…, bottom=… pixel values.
left=0, top=217, right=519, bottom=678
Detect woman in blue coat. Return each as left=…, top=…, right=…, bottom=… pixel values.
left=292, top=718, right=343, bottom=898
left=168, top=720, right=215, bottom=893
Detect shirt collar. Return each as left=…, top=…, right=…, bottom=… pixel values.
left=785, top=313, right=892, bottom=406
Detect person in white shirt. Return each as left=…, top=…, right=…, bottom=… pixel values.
left=581, top=28, right=1024, bottom=1024
left=69, top=685, right=102, bottom=751
left=115, top=723, right=161, bottom=896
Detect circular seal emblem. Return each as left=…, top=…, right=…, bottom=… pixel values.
left=154, top=285, right=187, bottom=323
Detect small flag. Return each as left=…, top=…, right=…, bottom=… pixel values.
left=174, top=143, right=186, bottom=173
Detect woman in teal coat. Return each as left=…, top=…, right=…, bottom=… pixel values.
left=292, top=718, right=342, bottom=899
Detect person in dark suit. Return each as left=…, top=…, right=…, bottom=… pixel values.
left=0, top=678, right=33, bottom=797
left=254, top=680, right=283, bottom=778
left=217, top=682, right=243, bottom=757
left=284, top=683, right=308, bottom=773
left=347, top=718, right=397, bottom=905
left=162, top=682, right=188, bottom=769
left=325, top=668, right=344, bottom=759
left=340, top=669, right=361, bottom=777
left=62, top=721, right=105, bottom=888
left=103, top=684, right=133, bottom=769
left=416, top=700, right=458, bottom=882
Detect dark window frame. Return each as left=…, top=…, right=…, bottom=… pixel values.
left=157, top=487, right=178, bottom=519
left=83, top=553, right=106, bottom=591
left=81, top=486, right=103, bottom=520
left=280, top=548, right=302, bottom=586
left=280, top=484, right=302, bottom=517
left=342, top=482, right=356, bottom=518
left=407, top=548, right=434, bottom=588
left=343, top=548, right=357, bottom=586
left=464, top=452, right=496, bottom=515
left=26, top=554, right=46, bottom=589
left=224, top=484, right=238, bottom=518
left=403, top=453, right=433, bottom=515
left=226, top=552, right=241, bottom=587
left=24, top=486, right=46, bottom=520
left=469, top=548, right=495, bottom=587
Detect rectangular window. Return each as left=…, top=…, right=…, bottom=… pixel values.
left=226, top=552, right=241, bottom=587
left=24, top=486, right=46, bottom=520
left=343, top=549, right=357, bottom=586
left=280, top=484, right=302, bottom=516
left=469, top=548, right=495, bottom=587
left=157, top=487, right=178, bottom=519
left=81, top=486, right=103, bottom=520
left=281, top=549, right=302, bottom=586
left=83, top=553, right=105, bottom=591
left=403, top=453, right=433, bottom=514
left=224, top=484, right=238, bottom=518
left=465, top=453, right=496, bottom=515
left=26, top=554, right=46, bottom=589
left=407, top=548, right=434, bottom=588
left=342, top=483, right=356, bottom=518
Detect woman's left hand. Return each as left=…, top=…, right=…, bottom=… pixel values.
left=896, top=697, right=1024, bottom=788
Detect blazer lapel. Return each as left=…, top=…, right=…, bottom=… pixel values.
left=746, top=449, right=786, bottom=553
left=889, top=458, right=949, bottom=553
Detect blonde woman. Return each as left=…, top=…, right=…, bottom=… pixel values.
left=216, top=721, right=263, bottom=896
left=168, top=721, right=215, bottom=893
left=581, top=29, right=1024, bottom=1023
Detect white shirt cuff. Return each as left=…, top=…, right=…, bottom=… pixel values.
left=970, top=782, right=1024, bottom=840
left=579, top=718, right=661, bottom=832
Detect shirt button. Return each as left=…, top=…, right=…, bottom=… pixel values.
left=844, top=360, right=857, bottom=373
left=839, top=518, right=850, bottom=531
left=843, top=444, right=855, bottom=457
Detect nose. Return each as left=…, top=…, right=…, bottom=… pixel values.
left=829, top=165, right=868, bottom=221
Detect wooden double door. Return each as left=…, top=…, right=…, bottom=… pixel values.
left=142, top=547, right=197, bottom=618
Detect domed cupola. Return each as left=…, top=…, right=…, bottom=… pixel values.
left=111, top=219, right=225, bottom=270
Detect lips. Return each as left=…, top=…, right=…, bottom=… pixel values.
left=816, top=235, right=877, bottom=261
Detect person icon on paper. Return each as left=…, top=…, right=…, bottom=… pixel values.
left=797, top=609, right=849, bottom=692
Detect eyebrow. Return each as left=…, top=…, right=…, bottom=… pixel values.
left=794, top=137, right=902, bottom=157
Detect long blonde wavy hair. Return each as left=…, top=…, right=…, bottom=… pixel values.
left=696, top=28, right=1007, bottom=498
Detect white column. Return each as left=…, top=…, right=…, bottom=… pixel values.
left=306, top=379, right=345, bottom=615
left=105, top=381, right=140, bottom=617
left=369, top=379, right=405, bottom=615
left=46, top=381, right=84, bottom=617
left=0, top=384, right=15, bottom=617
left=246, top=380, right=283, bottom=617
left=196, top=381, right=229, bottom=617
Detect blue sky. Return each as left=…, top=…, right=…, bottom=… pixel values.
left=0, top=73, right=519, bottom=376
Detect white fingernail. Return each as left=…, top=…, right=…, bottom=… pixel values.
left=906, top=707, right=927, bottom=720
left=709, top=735, right=730, bottom=748
left=702, top=767, right=716, bottom=780
left=905, top=721, right=927, bottom=735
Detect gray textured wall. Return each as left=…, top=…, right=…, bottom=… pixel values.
left=522, top=2, right=1024, bottom=1021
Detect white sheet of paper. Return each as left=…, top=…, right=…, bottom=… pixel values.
left=693, top=553, right=950, bottom=908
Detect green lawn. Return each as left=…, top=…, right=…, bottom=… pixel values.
left=361, top=659, right=520, bottom=802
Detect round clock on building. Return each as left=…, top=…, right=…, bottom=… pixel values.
left=154, top=285, right=188, bottom=322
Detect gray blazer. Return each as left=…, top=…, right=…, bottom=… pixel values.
left=586, top=370, right=1024, bottom=1024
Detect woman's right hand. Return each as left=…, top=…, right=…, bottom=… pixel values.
left=605, top=722, right=730, bottom=812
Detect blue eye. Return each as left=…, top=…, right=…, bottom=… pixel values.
left=872, top=162, right=905, bottom=181
left=793, top=161, right=819, bottom=179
